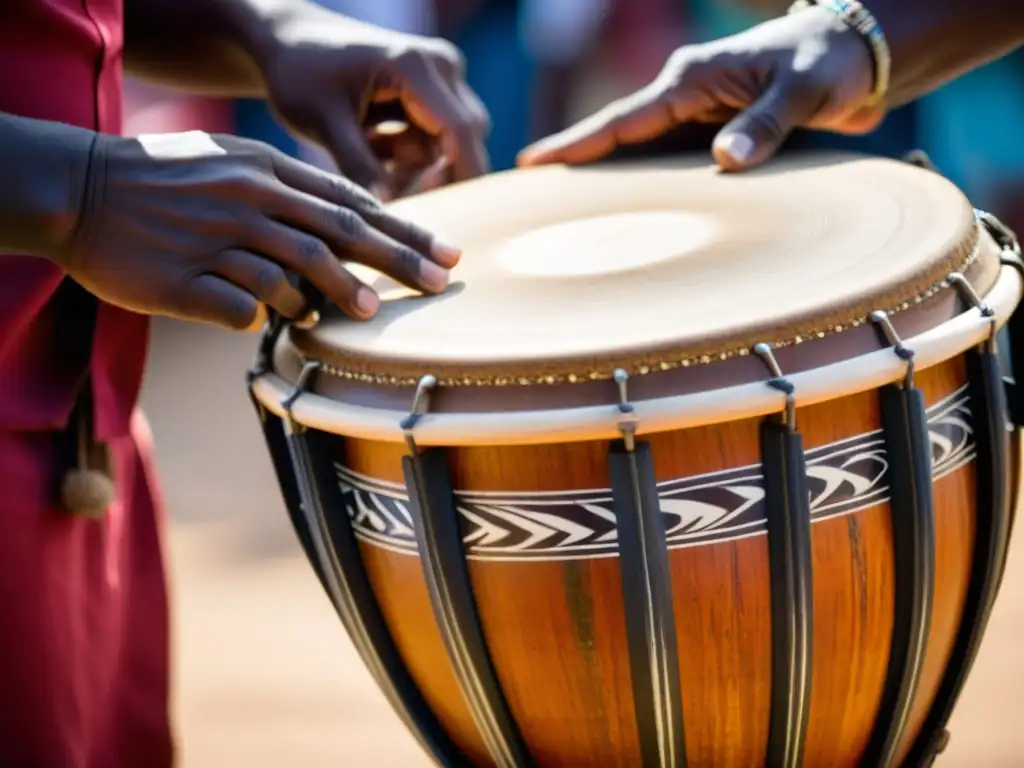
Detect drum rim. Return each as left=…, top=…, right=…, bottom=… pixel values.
left=250, top=263, right=1022, bottom=447
left=287, top=153, right=982, bottom=386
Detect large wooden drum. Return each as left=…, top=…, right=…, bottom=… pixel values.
left=248, top=152, right=1024, bottom=768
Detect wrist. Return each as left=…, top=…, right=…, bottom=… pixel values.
left=789, top=0, right=890, bottom=107
left=0, top=114, right=98, bottom=263
left=208, top=0, right=325, bottom=83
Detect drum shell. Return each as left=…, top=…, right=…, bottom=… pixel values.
left=263, top=349, right=1012, bottom=767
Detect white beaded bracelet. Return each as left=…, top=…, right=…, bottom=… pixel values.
left=788, top=0, right=891, bottom=107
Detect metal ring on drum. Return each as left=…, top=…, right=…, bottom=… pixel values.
left=247, top=150, right=1024, bottom=767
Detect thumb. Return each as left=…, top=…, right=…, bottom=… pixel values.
left=712, top=78, right=823, bottom=171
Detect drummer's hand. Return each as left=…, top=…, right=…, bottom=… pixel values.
left=518, top=6, right=880, bottom=172
left=258, top=10, right=491, bottom=199
left=57, top=131, right=460, bottom=329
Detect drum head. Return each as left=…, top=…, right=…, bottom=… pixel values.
left=292, top=151, right=982, bottom=386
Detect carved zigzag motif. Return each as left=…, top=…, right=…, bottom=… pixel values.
left=337, top=386, right=975, bottom=562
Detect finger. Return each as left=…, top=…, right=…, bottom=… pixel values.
left=318, top=101, right=390, bottom=195
left=394, top=57, right=489, bottom=182
left=263, top=192, right=453, bottom=296
left=711, top=77, right=826, bottom=171
left=447, top=79, right=492, bottom=180
left=400, top=153, right=450, bottom=197
left=368, top=124, right=440, bottom=193
left=176, top=274, right=261, bottom=331
left=455, top=80, right=492, bottom=138
left=242, top=218, right=382, bottom=319
left=243, top=303, right=269, bottom=334
left=213, top=248, right=307, bottom=319
left=516, top=83, right=684, bottom=167
left=270, top=154, right=461, bottom=267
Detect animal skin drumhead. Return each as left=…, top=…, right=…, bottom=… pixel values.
left=292, top=151, right=981, bottom=384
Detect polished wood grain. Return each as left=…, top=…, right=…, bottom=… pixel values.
left=336, top=355, right=992, bottom=766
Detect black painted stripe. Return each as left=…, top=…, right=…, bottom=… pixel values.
left=263, top=413, right=467, bottom=768
left=860, top=385, right=936, bottom=767
left=403, top=449, right=534, bottom=768
left=251, top=403, right=328, bottom=592
left=904, top=345, right=1012, bottom=765
left=761, top=421, right=814, bottom=768
left=609, top=440, right=688, bottom=768
left=999, top=252, right=1024, bottom=428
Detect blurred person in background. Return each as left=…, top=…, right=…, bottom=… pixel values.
left=435, top=0, right=611, bottom=170
left=0, top=1, right=489, bottom=765
left=553, top=0, right=684, bottom=146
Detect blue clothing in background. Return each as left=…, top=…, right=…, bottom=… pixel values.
left=450, top=3, right=534, bottom=171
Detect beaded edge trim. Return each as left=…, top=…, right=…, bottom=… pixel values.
left=307, top=240, right=983, bottom=389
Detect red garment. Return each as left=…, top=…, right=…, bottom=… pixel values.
left=0, top=0, right=147, bottom=439
left=0, top=415, right=172, bottom=766
left=0, top=1, right=171, bottom=765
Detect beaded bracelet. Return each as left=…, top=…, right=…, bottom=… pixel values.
left=788, top=0, right=891, bottom=107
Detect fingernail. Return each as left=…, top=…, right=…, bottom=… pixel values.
left=715, top=133, right=755, bottom=165
left=422, top=155, right=449, bottom=184
left=419, top=260, right=450, bottom=292
left=516, top=147, right=540, bottom=166
left=430, top=238, right=462, bottom=268
left=355, top=286, right=380, bottom=317
left=294, top=309, right=320, bottom=330
left=370, top=183, right=394, bottom=203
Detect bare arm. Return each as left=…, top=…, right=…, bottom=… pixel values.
left=868, top=0, right=1024, bottom=107
left=123, top=0, right=327, bottom=97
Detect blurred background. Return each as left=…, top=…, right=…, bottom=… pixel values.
left=125, top=0, right=1024, bottom=231
left=131, top=1, right=1024, bottom=765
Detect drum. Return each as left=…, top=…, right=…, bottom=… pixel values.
left=247, top=151, right=1024, bottom=768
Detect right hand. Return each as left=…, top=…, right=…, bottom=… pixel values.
left=59, top=131, right=460, bottom=330
left=518, top=5, right=883, bottom=172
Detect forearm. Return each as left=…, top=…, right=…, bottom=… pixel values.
left=867, top=0, right=1024, bottom=106
left=0, top=113, right=94, bottom=259
left=123, top=0, right=327, bottom=97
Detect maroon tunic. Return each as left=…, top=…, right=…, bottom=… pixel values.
left=0, top=1, right=172, bottom=764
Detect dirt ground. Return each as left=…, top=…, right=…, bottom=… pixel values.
left=141, top=317, right=1024, bottom=767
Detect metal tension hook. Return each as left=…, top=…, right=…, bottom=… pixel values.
left=281, top=359, right=321, bottom=433
left=948, top=272, right=998, bottom=353
left=870, top=310, right=916, bottom=390
left=401, top=374, right=438, bottom=454
left=754, top=343, right=797, bottom=431
left=613, top=369, right=640, bottom=452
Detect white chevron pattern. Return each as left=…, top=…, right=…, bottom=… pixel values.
left=337, top=386, right=975, bottom=562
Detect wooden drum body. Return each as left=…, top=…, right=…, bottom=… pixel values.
left=248, top=152, right=1024, bottom=767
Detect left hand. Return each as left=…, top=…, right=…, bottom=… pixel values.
left=518, top=7, right=879, bottom=172
left=258, top=11, right=491, bottom=199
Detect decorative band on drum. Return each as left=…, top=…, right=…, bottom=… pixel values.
left=338, top=386, right=975, bottom=562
